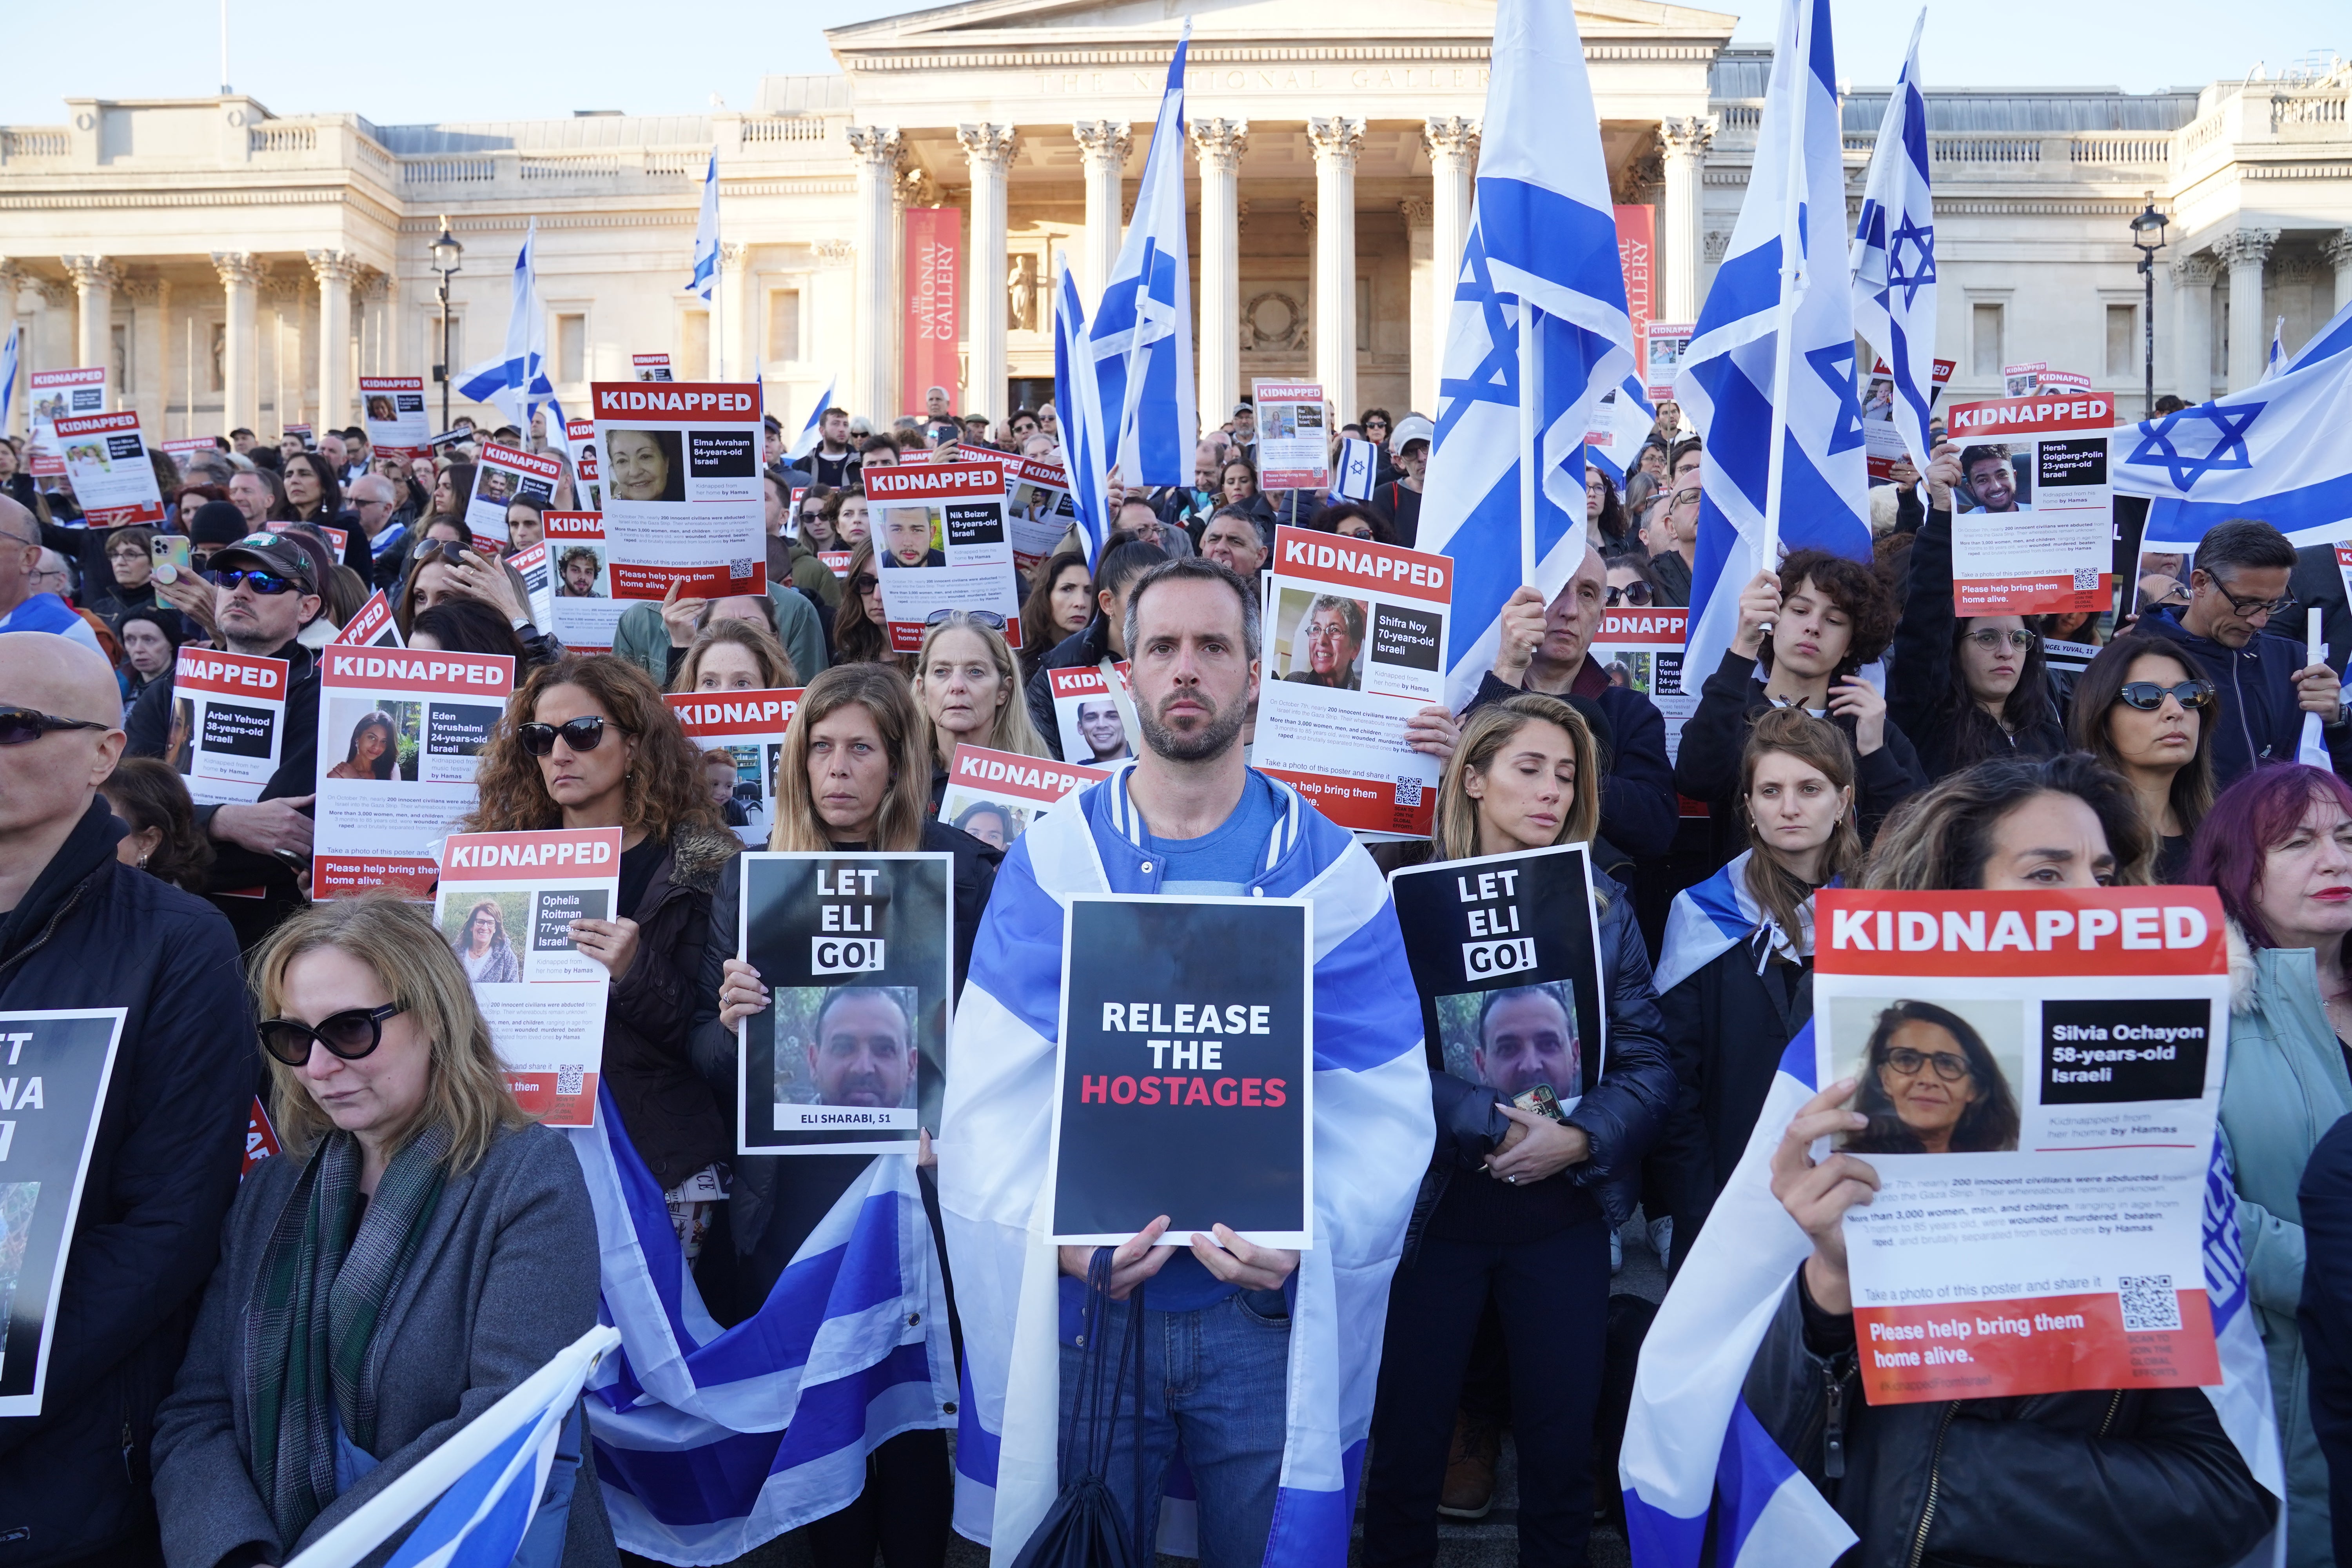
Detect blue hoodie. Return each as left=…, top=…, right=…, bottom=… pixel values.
left=2139, top=608, right=2352, bottom=788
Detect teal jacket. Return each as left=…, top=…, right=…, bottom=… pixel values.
left=609, top=584, right=826, bottom=691
left=2221, top=923, right=2352, bottom=1568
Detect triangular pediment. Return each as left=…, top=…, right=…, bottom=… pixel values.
left=828, top=0, right=1737, bottom=56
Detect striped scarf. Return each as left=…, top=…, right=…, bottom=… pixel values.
left=244, top=1122, right=452, bottom=1550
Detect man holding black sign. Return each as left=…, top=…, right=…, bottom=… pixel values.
left=942, top=559, right=1433, bottom=1564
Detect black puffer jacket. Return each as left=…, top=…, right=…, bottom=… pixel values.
left=1405, top=871, right=1674, bottom=1256
left=1744, top=1273, right=2275, bottom=1568
left=1023, top=615, right=1118, bottom=761
left=1886, top=505, right=2067, bottom=782
left=604, top=821, right=740, bottom=1191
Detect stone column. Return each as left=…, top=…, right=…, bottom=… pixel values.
left=959, top=124, right=1018, bottom=426
left=2169, top=254, right=2216, bottom=405
left=1073, top=121, right=1132, bottom=307
left=308, top=250, right=360, bottom=430
left=1402, top=198, right=1437, bottom=416
left=846, top=125, right=904, bottom=424
left=1425, top=117, right=1480, bottom=338
left=1659, top=117, right=1714, bottom=324
left=1190, top=117, right=1248, bottom=434
left=2218, top=228, right=2277, bottom=391
left=212, top=253, right=264, bottom=436
left=2325, top=229, right=2352, bottom=317
left=716, top=241, right=751, bottom=385
left=359, top=270, right=394, bottom=375
left=1308, top=116, right=1364, bottom=423
left=0, top=263, right=26, bottom=437
left=60, top=255, right=123, bottom=384
left=127, top=278, right=171, bottom=432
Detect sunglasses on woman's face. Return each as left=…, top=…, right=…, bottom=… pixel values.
left=2114, top=680, right=2216, bottom=712
left=258, top=1002, right=404, bottom=1067
left=1606, top=582, right=1653, bottom=608
left=851, top=573, right=880, bottom=594
left=515, top=715, right=610, bottom=755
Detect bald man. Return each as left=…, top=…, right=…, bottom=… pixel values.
left=0, top=633, right=255, bottom=1564
left=0, top=495, right=102, bottom=655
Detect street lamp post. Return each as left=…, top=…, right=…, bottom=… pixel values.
left=2131, top=195, right=2170, bottom=419
left=430, top=219, right=464, bottom=431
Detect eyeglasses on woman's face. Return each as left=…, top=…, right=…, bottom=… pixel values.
left=1884, top=1045, right=1972, bottom=1082
left=1963, top=628, right=2037, bottom=653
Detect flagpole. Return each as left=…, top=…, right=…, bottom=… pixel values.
left=1757, top=9, right=1812, bottom=579
left=1518, top=300, right=1537, bottom=586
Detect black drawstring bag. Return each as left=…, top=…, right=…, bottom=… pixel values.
left=1009, top=1250, right=1148, bottom=1568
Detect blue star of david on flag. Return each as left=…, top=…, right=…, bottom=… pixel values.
left=1847, top=9, right=1935, bottom=479
left=2128, top=403, right=2264, bottom=492
left=1888, top=214, right=1935, bottom=308
left=1806, top=341, right=1867, bottom=455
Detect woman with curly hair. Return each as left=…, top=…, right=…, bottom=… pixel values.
left=464, top=654, right=741, bottom=1225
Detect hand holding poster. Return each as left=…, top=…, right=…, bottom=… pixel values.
left=1001, top=452, right=1078, bottom=570
left=540, top=512, right=621, bottom=653
left=171, top=648, right=289, bottom=805
left=51, top=413, right=162, bottom=527
left=312, top=647, right=515, bottom=897
left=591, top=381, right=766, bottom=599
left=360, top=376, right=429, bottom=461
left=866, top=459, right=1021, bottom=653
left=0, top=1010, right=125, bottom=1416
left=1943, top=391, right=2117, bottom=616
left=1251, top=380, right=1329, bottom=491
left=736, top=852, right=953, bottom=1155
left=937, top=743, right=1107, bottom=849
left=26, top=368, right=105, bottom=477
left=436, top=829, right=621, bottom=1127
left=465, top=442, right=561, bottom=548
left=1252, top=526, right=1451, bottom=838
left=664, top=687, right=804, bottom=847
left=1046, top=896, right=1313, bottom=1247
left=1813, top=886, right=2227, bottom=1403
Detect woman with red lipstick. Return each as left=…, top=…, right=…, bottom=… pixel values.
left=2191, top=762, right=2352, bottom=1566
left=2071, top=635, right=2217, bottom=883
left=1675, top=547, right=1926, bottom=867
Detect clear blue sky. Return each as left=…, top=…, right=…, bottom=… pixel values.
left=0, top=0, right=2338, bottom=127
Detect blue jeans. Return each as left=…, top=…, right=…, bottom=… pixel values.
left=1055, top=1289, right=1292, bottom=1568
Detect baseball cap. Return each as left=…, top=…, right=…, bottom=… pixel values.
left=1390, top=413, right=1435, bottom=456
left=207, top=532, right=318, bottom=592
left=1232, top=402, right=1254, bottom=417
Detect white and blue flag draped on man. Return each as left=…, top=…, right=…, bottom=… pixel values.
left=1088, top=24, right=1196, bottom=494
left=1676, top=0, right=1872, bottom=690
left=1053, top=251, right=1114, bottom=563
left=2127, top=295, right=2352, bottom=550
left=1619, top=1024, right=2287, bottom=1568
left=936, top=766, right=1431, bottom=1564
left=1418, top=0, right=1637, bottom=711
left=456, top=220, right=560, bottom=434
left=1847, top=9, right=1936, bottom=474
left=563, top=1090, right=955, bottom=1563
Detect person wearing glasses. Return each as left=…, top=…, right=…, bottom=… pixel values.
left=2140, top=517, right=2352, bottom=789
left=1842, top=1000, right=2020, bottom=1156
left=1885, top=441, right=2067, bottom=782
left=2067, top=635, right=2217, bottom=882
left=0, top=495, right=105, bottom=654
left=151, top=897, right=608, bottom=1568
left=0, top=632, right=258, bottom=1565
left=450, top=897, right=523, bottom=982
left=122, top=532, right=326, bottom=949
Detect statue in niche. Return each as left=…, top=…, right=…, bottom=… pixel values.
left=1007, top=255, right=1037, bottom=333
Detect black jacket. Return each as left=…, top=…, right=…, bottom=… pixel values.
left=0, top=801, right=256, bottom=1565
left=2299, top=1110, right=2352, bottom=1568
left=123, top=636, right=322, bottom=950
left=1367, top=481, right=1422, bottom=549
left=1744, top=1272, right=2274, bottom=1568
left=1024, top=615, right=1118, bottom=761
left=1886, top=506, right=2067, bottom=781
left=1674, top=647, right=1928, bottom=869
left=1468, top=669, right=1679, bottom=860
left=2137, top=607, right=2352, bottom=789
left=1405, top=871, right=1674, bottom=1258
left=606, top=822, right=740, bottom=1192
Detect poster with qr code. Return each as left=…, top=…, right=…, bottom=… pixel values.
left=1812, top=886, right=2229, bottom=1405
left=434, top=827, right=622, bottom=1127
left=1942, top=392, right=2118, bottom=617
left=1251, top=526, right=1452, bottom=840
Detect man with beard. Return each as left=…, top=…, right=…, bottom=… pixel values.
left=807, top=986, right=917, bottom=1110
left=558, top=546, right=601, bottom=597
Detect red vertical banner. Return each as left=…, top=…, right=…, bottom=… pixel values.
left=1613, top=205, right=1655, bottom=356
left=904, top=207, right=962, bottom=417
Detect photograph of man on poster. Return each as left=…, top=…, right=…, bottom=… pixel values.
left=557, top=546, right=603, bottom=599
left=1459, top=982, right=1581, bottom=1102
left=1074, top=697, right=1132, bottom=764
left=788, top=985, right=921, bottom=1113
left=1958, top=444, right=2029, bottom=514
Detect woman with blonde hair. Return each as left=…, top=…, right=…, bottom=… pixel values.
left=667, top=616, right=797, bottom=695
left=465, top=654, right=740, bottom=1229
left=1364, top=692, right=1673, bottom=1558
left=151, top=897, right=607, bottom=1566
left=914, top=609, right=1049, bottom=812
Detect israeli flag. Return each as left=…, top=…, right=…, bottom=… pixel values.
left=1676, top=0, right=1872, bottom=692
left=281, top=1324, right=620, bottom=1568
left=2125, top=295, right=2352, bottom=548
left=2263, top=316, right=2286, bottom=382
left=1332, top=436, right=1379, bottom=502
left=1619, top=1025, right=2285, bottom=1568
left=690, top=151, right=720, bottom=304
left=454, top=221, right=556, bottom=429
left=0, top=324, right=17, bottom=438
left=1053, top=250, right=1114, bottom=563
left=1651, top=850, right=1820, bottom=998
left=1417, top=0, right=1638, bottom=710
left=1849, top=10, right=1936, bottom=473
left=787, top=376, right=838, bottom=463
left=566, top=1089, right=955, bottom=1563
left=1586, top=374, right=1660, bottom=488
left=1087, top=24, right=1196, bottom=489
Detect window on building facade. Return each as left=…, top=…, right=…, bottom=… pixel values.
left=1971, top=303, right=2004, bottom=378
left=557, top=314, right=586, bottom=385
left=2105, top=304, right=2137, bottom=378
left=769, top=289, right=802, bottom=363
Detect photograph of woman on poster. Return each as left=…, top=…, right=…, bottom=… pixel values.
left=1844, top=998, right=2022, bottom=1154
left=446, top=897, right=522, bottom=984
left=605, top=428, right=686, bottom=503
left=326, top=710, right=400, bottom=782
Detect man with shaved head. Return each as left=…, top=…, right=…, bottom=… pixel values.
left=0, top=495, right=102, bottom=655
left=0, top=633, right=255, bottom=1564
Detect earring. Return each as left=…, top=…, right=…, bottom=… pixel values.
left=137, top=853, right=149, bottom=869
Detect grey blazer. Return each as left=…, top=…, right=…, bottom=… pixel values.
left=151, top=1123, right=617, bottom=1568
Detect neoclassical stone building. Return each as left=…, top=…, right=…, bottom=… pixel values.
left=2, top=0, right=2347, bottom=441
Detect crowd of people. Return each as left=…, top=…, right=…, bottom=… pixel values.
left=4, top=378, right=2352, bottom=1568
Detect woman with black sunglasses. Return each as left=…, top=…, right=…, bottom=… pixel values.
left=464, top=655, right=742, bottom=1243
left=2067, top=633, right=2218, bottom=883
left=151, top=896, right=607, bottom=1566
left=828, top=541, right=901, bottom=669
